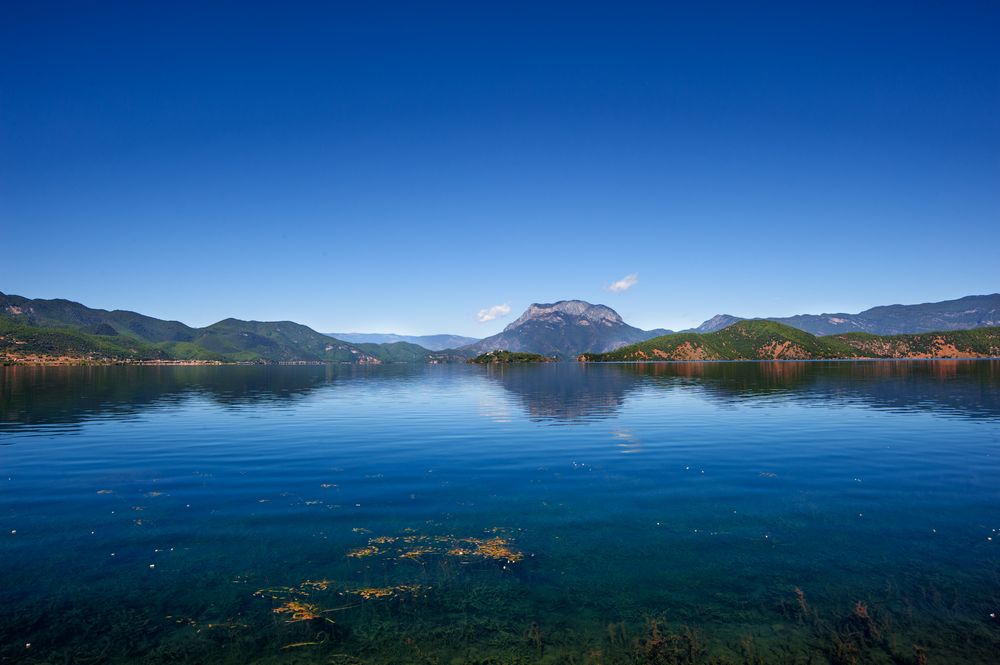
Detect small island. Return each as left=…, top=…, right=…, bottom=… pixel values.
left=468, top=350, right=557, bottom=364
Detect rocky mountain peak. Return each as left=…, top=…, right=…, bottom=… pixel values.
left=503, top=300, right=624, bottom=332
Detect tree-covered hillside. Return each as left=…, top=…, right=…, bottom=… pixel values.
left=0, top=292, right=444, bottom=364
left=579, top=320, right=1000, bottom=361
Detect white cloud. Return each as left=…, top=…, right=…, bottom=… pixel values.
left=607, top=273, right=638, bottom=293
left=476, top=303, right=511, bottom=323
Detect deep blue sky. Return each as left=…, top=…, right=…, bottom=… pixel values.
left=2, top=2, right=998, bottom=335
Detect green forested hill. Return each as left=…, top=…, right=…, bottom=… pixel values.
left=355, top=341, right=461, bottom=364
left=0, top=292, right=196, bottom=342
left=579, top=320, right=1000, bottom=361
left=180, top=319, right=379, bottom=362
left=830, top=327, right=1000, bottom=358
left=0, top=292, right=440, bottom=364
left=0, top=318, right=170, bottom=361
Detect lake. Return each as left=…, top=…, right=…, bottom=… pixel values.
left=1, top=361, right=999, bottom=664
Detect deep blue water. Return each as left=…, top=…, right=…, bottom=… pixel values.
left=1, top=361, right=999, bottom=664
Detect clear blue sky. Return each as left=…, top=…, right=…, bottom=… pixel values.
left=2, top=2, right=997, bottom=336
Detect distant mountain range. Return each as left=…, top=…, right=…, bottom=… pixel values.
left=581, top=320, right=1000, bottom=361
left=458, top=300, right=671, bottom=359
left=2, top=291, right=998, bottom=364
left=690, top=294, right=1000, bottom=335
left=327, top=332, right=479, bottom=350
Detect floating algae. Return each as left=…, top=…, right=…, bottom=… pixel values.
left=273, top=600, right=332, bottom=623
left=355, top=587, right=396, bottom=600
left=258, top=580, right=341, bottom=626
left=400, top=546, right=435, bottom=560
left=344, top=528, right=525, bottom=566
left=255, top=579, right=339, bottom=601
left=471, top=536, right=524, bottom=563
left=346, top=545, right=380, bottom=558
left=351, top=584, right=424, bottom=600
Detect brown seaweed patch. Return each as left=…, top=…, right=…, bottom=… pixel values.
left=346, top=545, right=380, bottom=558
left=399, top=547, right=435, bottom=560
left=469, top=536, right=524, bottom=562
left=351, top=584, right=425, bottom=600
left=273, top=601, right=332, bottom=623
left=342, top=528, right=526, bottom=566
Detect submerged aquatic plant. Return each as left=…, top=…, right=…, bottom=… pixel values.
left=346, top=545, right=380, bottom=558
left=343, top=528, right=526, bottom=566
left=636, top=618, right=704, bottom=665
left=273, top=600, right=332, bottom=623
left=400, top=546, right=435, bottom=560
left=470, top=536, right=523, bottom=563
left=794, top=587, right=810, bottom=618
left=352, top=584, right=424, bottom=600
left=526, top=621, right=543, bottom=657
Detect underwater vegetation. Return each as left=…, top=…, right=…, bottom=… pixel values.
left=1, top=499, right=998, bottom=665
left=345, top=528, right=526, bottom=565
left=6, top=522, right=994, bottom=665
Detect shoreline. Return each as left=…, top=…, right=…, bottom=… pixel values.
left=4, top=356, right=1000, bottom=367
left=0, top=357, right=368, bottom=367
left=577, top=356, right=1000, bottom=364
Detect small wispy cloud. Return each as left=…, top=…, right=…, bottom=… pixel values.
left=476, top=303, right=511, bottom=323
left=607, top=273, right=638, bottom=293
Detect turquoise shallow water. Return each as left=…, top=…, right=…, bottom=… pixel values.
left=1, top=361, right=999, bottom=664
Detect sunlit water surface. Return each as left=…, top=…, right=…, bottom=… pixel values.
left=2, top=362, right=999, bottom=664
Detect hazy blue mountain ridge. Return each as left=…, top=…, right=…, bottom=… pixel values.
left=692, top=294, right=1000, bottom=336
left=328, top=332, right=479, bottom=350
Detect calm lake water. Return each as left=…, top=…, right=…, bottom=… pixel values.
left=1, top=362, right=999, bottom=664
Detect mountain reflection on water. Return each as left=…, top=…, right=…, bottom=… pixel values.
left=3, top=360, right=998, bottom=431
